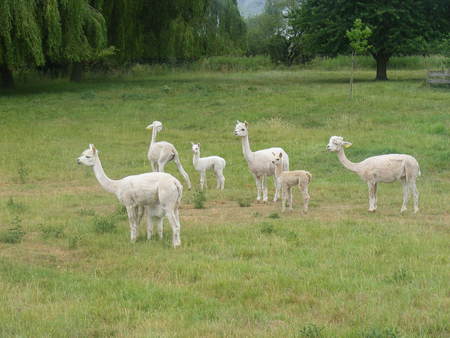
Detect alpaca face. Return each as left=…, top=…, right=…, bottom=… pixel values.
left=234, top=120, right=248, bottom=137
left=146, top=120, right=163, bottom=132
left=271, top=152, right=283, bottom=167
left=326, top=136, right=352, bottom=152
left=77, top=144, right=97, bottom=167
left=191, top=143, right=200, bottom=153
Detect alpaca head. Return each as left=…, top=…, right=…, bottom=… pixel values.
left=234, top=120, right=248, bottom=137
left=146, top=120, right=163, bottom=132
left=271, top=152, right=283, bottom=167
left=191, top=142, right=201, bottom=154
left=77, top=144, right=98, bottom=167
left=326, top=136, right=352, bottom=152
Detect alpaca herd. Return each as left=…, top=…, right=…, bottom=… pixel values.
left=77, top=120, right=421, bottom=247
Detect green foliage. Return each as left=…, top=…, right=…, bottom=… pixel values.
left=93, top=216, right=117, bottom=234
left=16, top=161, right=29, bottom=184
left=268, top=212, right=280, bottom=219
left=0, top=216, right=25, bottom=244
left=298, top=323, right=324, bottom=337
left=41, top=224, right=65, bottom=239
left=6, top=197, right=26, bottom=214
left=289, top=0, right=450, bottom=79
left=193, top=190, right=207, bottom=209
left=237, top=198, right=251, bottom=207
left=346, top=19, right=372, bottom=55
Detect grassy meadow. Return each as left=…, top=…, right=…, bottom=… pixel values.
left=0, top=67, right=449, bottom=337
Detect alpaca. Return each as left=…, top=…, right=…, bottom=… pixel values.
left=272, top=152, right=312, bottom=213
left=77, top=144, right=183, bottom=247
left=326, top=136, right=420, bottom=213
left=146, top=121, right=192, bottom=190
left=234, top=120, right=289, bottom=202
left=191, top=143, right=226, bottom=190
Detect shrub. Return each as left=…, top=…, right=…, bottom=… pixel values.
left=41, top=224, right=65, bottom=239
left=0, top=216, right=25, bottom=244
left=93, top=216, right=117, bottom=234
left=193, top=190, right=206, bottom=209
left=260, top=222, right=275, bottom=234
left=68, top=235, right=82, bottom=250
left=268, top=212, right=280, bottom=219
left=298, top=323, right=324, bottom=337
left=6, top=197, right=26, bottom=214
left=237, top=198, right=251, bottom=207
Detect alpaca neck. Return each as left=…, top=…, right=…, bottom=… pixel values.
left=274, top=163, right=283, bottom=177
left=241, top=135, right=254, bottom=163
left=192, top=152, right=200, bottom=168
left=337, top=149, right=360, bottom=173
left=93, top=156, right=118, bottom=194
left=150, top=128, right=159, bottom=147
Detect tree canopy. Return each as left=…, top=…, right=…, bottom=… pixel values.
left=289, top=0, right=450, bottom=80
left=0, top=0, right=107, bottom=87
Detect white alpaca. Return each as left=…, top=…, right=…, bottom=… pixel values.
left=191, top=143, right=226, bottom=190
left=234, top=120, right=289, bottom=202
left=326, top=136, right=421, bottom=213
left=77, top=144, right=183, bottom=247
left=272, top=152, right=312, bottom=213
left=146, top=121, right=192, bottom=190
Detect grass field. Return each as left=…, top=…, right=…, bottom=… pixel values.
left=0, top=69, right=449, bottom=337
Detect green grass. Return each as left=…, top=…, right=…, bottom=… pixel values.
left=0, top=68, right=449, bottom=337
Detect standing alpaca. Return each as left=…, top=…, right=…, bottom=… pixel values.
left=272, top=152, right=312, bottom=213
left=234, top=120, right=289, bottom=202
left=146, top=121, right=192, bottom=190
left=326, top=136, right=420, bottom=213
left=191, top=143, right=226, bottom=190
left=77, top=144, right=183, bottom=247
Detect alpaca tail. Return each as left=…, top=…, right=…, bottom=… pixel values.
left=173, top=150, right=192, bottom=190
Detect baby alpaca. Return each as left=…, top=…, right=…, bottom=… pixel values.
left=77, top=144, right=183, bottom=247
left=191, top=143, right=226, bottom=190
left=326, top=136, right=421, bottom=213
left=272, top=152, right=312, bottom=213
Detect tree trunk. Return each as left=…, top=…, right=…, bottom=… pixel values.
left=374, top=53, right=389, bottom=81
left=0, top=64, right=14, bottom=88
left=70, top=62, right=83, bottom=82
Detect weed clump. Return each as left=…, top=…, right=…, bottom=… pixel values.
left=260, top=222, right=275, bottom=234
left=93, top=216, right=117, bottom=234
left=237, top=198, right=251, bottom=207
left=298, top=323, right=324, bottom=337
left=268, top=212, right=280, bottom=219
left=17, top=161, right=29, bottom=184
left=363, top=327, right=399, bottom=338
left=6, top=197, right=26, bottom=213
left=0, top=216, right=25, bottom=244
left=68, top=235, right=82, bottom=250
left=41, top=224, right=65, bottom=239
left=193, top=190, right=206, bottom=209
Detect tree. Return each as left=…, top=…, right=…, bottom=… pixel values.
left=289, top=0, right=450, bottom=80
left=346, top=19, right=372, bottom=98
left=0, top=0, right=107, bottom=87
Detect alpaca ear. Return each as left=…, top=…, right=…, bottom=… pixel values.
left=343, top=141, right=352, bottom=148
left=191, top=142, right=194, bottom=145
left=236, top=120, right=240, bottom=124
left=244, top=121, right=248, bottom=127
left=91, top=144, right=97, bottom=154
left=198, top=143, right=200, bottom=146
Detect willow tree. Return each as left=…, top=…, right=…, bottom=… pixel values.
left=98, top=0, right=246, bottom=63
left=0, top=0, right=107, bottom=88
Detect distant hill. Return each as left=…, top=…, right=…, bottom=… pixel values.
left=237, top=0, right=265, bottom=17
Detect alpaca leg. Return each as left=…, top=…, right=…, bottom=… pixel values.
left=151, top=160, right=157, bottom=172
left=301, top=184, right=310, bottom=213
left=262, top=175, right=268, bottom=202
left=156, top=217, right=164, bottom=239
left=158, top=159, right=166, bottom=172
left=288, top=187, right=293, bottom=211
left=367, top=182, right=377, bottom=212
left=126, top=206, right=138, bottom=242
left=146, top=208, right=153, bottom=240
left=254, top=175, right=262, bottom=202
left=220, top=173, right=225, bottom=190
left=411, top=181, right=419, bottom=213
left=200, top=171, right=206, bottom=191
left=281, top=186, right=288, bottom=212
left=273, top=176, right=280, bottom=202
left=400, top=178, right=409, bottom=213
left=166, top=211, right=181, bottom=247
left=215, top=170, right=223, bottom=190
